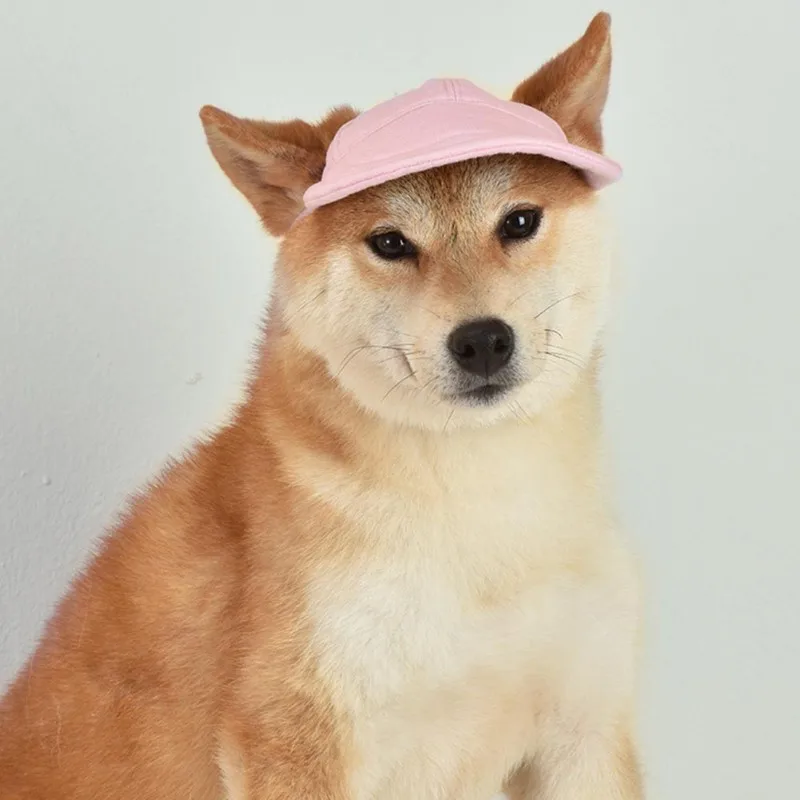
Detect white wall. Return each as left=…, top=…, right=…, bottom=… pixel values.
left=1, top=1, right=799, bottom=797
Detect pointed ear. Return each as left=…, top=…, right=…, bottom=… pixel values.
left=199, top=104, right=357, bottom=236
left=512, top=12, right=612, bottom=152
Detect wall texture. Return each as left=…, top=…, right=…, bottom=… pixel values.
left=1, top=1, right=799, bottom=798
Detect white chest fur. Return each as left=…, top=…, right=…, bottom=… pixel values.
left=304, top=421, right=639, bottom=800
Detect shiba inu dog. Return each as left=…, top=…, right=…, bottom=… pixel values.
left=0, top=12, right=643, bottom=800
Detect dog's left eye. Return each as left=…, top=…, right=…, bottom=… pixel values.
left=368, top=231, right=417, bottom=261
left=499, top=208, right=542, bottom=241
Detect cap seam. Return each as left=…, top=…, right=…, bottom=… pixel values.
left=332, top=98, right=562, bottom=164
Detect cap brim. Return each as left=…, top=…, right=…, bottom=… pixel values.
left=302, top=136, right=621, bottom=214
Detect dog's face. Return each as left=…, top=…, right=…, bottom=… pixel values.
left=201, top=13, right=615, bottom=430
left=278, top=155, right=612, bottom=429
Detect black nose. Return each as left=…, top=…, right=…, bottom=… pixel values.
left=447, top=318, right=515, bottom=378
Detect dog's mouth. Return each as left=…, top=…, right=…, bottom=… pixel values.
left=449, top=383, right=511, bottom=405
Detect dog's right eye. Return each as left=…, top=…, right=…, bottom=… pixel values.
left=367, top=231, right=417, bottom=261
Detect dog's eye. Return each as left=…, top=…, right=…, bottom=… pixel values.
left=368, top=231, right=417, bottom=261
left=499, top=208, right=542, bottom=241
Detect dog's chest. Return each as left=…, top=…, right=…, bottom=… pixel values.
left=306, top=479, right=636, bottom=800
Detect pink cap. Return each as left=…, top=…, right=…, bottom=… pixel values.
left=301, top=78, right=621, bottom=215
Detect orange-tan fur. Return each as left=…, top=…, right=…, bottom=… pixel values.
left=0, top=13, right=643, bottom=800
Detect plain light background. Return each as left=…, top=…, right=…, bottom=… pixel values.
left=2, top=0, right=799, bottom=797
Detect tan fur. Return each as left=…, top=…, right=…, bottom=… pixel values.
left=0, top=12, right=642, bottom=800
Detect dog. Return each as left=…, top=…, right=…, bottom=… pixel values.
left=0, top=12, right=642, bottom=800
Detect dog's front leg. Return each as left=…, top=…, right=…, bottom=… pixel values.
left=503, top=761, right=537, bottom=799
left=503, top=725, right=642, bottom=800
left=218, top=702, right=350, bottom=800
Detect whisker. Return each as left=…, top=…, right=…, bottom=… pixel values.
left=510, top=401, right=535, bottom=426
left=402, top=376, right=439, bottom=405
left=532, top=356, right=574, bottom=379
left=508, top=402, right=525, bottom=425
left=383, top=372, right=416, bottom=400
left=421, top=306, right=449, bottom=323
left=544, top=327, right=564, bottom=340
left=336, top=345, right=370, bottom=377
left=375, top=350, right=431, bottom=366
left=533, top=290, right=585, bottom=320
left=544, top=349, right=584, bottom=366
left=282, top=288, right=326, bottom=326
left=379, top=327, right=419, bottom=341
left=419, top=377, right=438, bottom=394
left=543, top=350, right=585, bottom=370
left=336, top=344, right=410, bottom=377
left=544, top=343, right=586, bottom=362
left=505, top=287, right=538, bottom=311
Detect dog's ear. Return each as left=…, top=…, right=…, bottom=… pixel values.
left=199, top=105, right=357, bottom=236
left=512, top=12, right=612, bottom=153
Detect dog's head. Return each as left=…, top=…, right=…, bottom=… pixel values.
left=201, top=14, right=617, bottom=431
